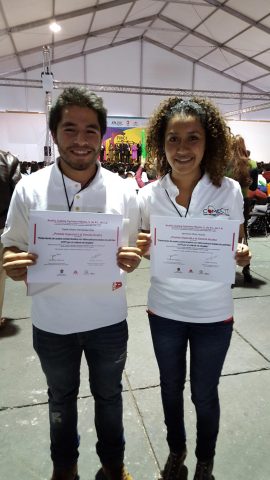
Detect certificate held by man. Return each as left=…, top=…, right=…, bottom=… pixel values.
left=150, top=216, right=240, bottom=283
left=28, top=210, right=123, bottom=284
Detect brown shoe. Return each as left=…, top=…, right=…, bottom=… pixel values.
left=97, top=464, right=133, bottom=480
left=51, top=463, right=79, bottom=480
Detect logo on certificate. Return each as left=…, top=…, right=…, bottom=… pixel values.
left=57, top=268, right=66, bottom=277
left=112, top=282, right=122, bottom=291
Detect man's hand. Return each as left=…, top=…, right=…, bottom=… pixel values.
left=117, top=246, right=142, bottom=273
left=235, top=243, right=252, bottom=267
left=136, top=232, right=151, bottom=257
left=3, top=247, right=37, bottom=281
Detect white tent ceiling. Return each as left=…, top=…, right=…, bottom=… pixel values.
left=0, top=0, right=270, bottom=118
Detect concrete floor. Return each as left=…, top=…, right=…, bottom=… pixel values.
left=0, top=236, right=270, bottom=480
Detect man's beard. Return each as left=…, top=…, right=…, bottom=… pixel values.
left=60, top=149, right=100, bottom=171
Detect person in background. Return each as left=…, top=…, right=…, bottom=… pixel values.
left=2, top=87, right=142, bottom=480
left=20, top=161, right=30, bottom=175
left=117, top=165, right=126, bottom=178
left=114, top=144, right=120, bottom=163
left=38, top=160, right=46, bottom=169
left=99, top=144, right=105, bottom=163
left=108, top=142, right=114, bottom=162
left=135, top=157, right=157, bottom=188
left=137, top=97, right=251, bottom=480
left=30, top=160, right=39, bottom=173
left=246, top=150, right=259, bottom=197
left=262, top=162, right=270, bottom=184
left=136, top=143, right=142, bottom=163
left=0, top=150, right=21, bottom=330
left=229, top=135, right=253, bottom=282
left=131, top=142, right=138, bottom=163
left=125, top=170, right=139, bottom=193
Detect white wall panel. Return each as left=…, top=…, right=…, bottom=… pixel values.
left=52, top=57, right=85, bottom=83
left=85, top=42, right=141, bottom=85
left=1, top=86, right=28, bottom=110
left=25, top=87, right=48, bottom=112
left=228, top=119, right=270, bottom=164
left=0, top=112, right=46, bottom=162
left=27, top=68, right=44, bottom=81
left=194, top=64, right=240, bottom=92
left=141, top=95, right=168, bottom=117
left=142, top=43, right=193, bottom=88
left=100, top=92, right=141, bottom=117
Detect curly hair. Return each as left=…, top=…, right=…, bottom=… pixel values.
left=49, top=87, right=107, bottom=137
left=146, top=96, right=232, bottom=186
left=229, top=135, right=251, bottom=189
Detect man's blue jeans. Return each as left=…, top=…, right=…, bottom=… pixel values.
left=148, top=313, right=233, bottom=461
left=33, top=320, right=128, bottom=468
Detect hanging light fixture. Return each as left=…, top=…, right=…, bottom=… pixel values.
left=49, top=21, right=61, bottom=33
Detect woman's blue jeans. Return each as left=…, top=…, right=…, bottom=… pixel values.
left=148, top=313, right=233, bottom=461
left=33, top=320, right=128, bottom=469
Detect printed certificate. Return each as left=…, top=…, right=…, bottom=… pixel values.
left=150, top=216, right=240, bottom=283
left=28, top=210, right=123, bottom=284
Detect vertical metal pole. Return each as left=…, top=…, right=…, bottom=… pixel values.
left=139, top=38, right=143, bottom=117
left=84, top=54, right=87, bottom=85
left=239, top=84, right=243, bottom=120
left=192, top=62, right=195, bottom=92
left=42, top=45, right=54, bottom=164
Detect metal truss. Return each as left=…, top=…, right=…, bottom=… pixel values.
left=224, top=102, right=270, bottom=118
left=1, top=77, right=270, bottom=102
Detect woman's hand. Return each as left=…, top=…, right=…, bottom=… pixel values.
left=235, top=243, right=252, bottom=267
left=117, top=246, right=142, bottom=273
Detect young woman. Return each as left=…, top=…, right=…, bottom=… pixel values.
left=137, top=97, right=251, bottom=480
left=229, top=134, right=254, bottom=282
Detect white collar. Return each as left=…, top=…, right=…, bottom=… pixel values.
left=159, top=172, right=209, bottom=195
left=55, top=158, right=102, bottom=188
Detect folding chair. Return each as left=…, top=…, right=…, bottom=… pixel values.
left=248, top=203, right=270, bottom=237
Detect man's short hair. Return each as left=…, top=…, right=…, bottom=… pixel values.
left=49, top=87, right=107, bottom=137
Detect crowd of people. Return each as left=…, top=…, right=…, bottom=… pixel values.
left=0, top=86, right=268, bottom=480
left=103, top=141, right=142, bottom=164
left=15, top=147, right=270, bottom=202
left=19, top=160, right=46, bottom=174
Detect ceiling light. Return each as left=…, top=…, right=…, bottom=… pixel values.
left=49, top=22, right=61, bottom=33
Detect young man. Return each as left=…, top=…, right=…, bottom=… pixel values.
left=0, top=149, right=21, bottom=329
left=2, top=87, right=142, bottom=480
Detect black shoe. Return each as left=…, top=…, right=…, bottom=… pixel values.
left=242, top=267, right=253, bottom=283
left=193, top=459, right=214, bottom=480
left=0, top=317, right=7, bottom=329
left=160, top=450, right=188, bottom=480
left=51, top=463, right=79, bottom=480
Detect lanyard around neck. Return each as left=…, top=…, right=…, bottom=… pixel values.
left=61, top=172, right=76, bottom=211
left=165, top=189, right=191, bottom=218
left=61, top=171, right=95, bottom=212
